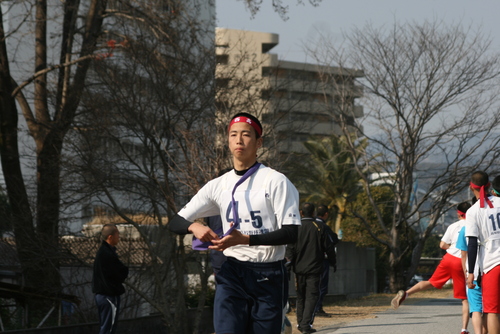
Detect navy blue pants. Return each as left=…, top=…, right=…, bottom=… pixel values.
left=95, top=294, right=120, bottom=334
left=314, top=259, right=330, bottom=313
left=214, top=257, right=287, bottom=334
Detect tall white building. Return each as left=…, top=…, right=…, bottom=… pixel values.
left=215, top=28, right=364, bottom=157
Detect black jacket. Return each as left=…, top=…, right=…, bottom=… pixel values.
left=92, top=241, right=129, bottom=296
left=286, top=217, right=338, bottom=275
left=316, top=217, right=339, bottom=266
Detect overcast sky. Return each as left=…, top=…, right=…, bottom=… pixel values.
left=216, top=0, right=500, bottom=62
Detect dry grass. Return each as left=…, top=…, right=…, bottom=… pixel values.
left=288, top=288, right=453, bottom=333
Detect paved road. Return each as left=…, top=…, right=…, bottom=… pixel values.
left=315, top=297, right=468, bottom=334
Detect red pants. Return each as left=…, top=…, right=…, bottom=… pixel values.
left=428, top=253, right=466, bottom=299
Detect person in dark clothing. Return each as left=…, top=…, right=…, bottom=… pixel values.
left=92, top=224, right=129, bottom=334
left=286, top=203, right=337, bottom=334
left=314, top=204, right=339, bottom=317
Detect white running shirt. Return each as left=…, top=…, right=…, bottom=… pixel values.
left=178, top=164, right=301, bottom=263
left=441, top=220, right=466, bottom=258
left=465, top=195, right=500, bottom=274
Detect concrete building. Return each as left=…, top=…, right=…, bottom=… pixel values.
left=215, top=28, right=364, bottom=158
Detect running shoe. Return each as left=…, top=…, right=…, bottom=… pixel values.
left=391, top=290, right=406, bottom=309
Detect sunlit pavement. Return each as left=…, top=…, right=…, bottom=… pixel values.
left=316, top=297, right=466, bottom=334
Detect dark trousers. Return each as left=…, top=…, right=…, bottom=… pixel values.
left=315, top=259, right=330, bottom=313
left=295, top=273, right=320, bottom=331
left=214, top=257, right=287, bottom=334
left=95, top=294, right=121, bottom=334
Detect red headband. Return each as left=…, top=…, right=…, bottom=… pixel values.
left=228, top=116, right=262, bottom=137
left=470, top=181, right=493, bottom=208
left=457, top=210, right=465, bottom=218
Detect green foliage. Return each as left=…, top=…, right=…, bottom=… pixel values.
left=421, top=235, right=445, bottom=258
left=341, top=186, right=416, bottom=291
left=341, top=186, right=394, bottom=246
left=290, top=134, right=366, bottom=231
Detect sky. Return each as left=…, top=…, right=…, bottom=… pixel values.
left=216, top=0, right=500, bottom=178
left=216, top=0, right=500, bottom=62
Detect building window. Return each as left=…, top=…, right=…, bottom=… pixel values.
left=262, top=67, right=273, bottom=77
left=216, top=78, right=230, bottom=88
left=261, top=90, right=271, bottom=100
left=216, top=55, right=229, bottom=65
left=290, top=132, right=309, bottom=142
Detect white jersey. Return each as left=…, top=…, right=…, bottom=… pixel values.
left=178, top=164, right=301, bottom=263
left=465, top=195, right=500, bottom=274
left=441, top=220, right=466, bottom=258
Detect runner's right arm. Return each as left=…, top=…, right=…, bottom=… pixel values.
left=467, top=236, right=478, bottom=274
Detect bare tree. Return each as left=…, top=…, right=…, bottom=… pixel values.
left=308, top=20, right=500, bottom=291
left=61, top=1, right=303, bottom=332
left=0, top=0, right=325, bottom=330
left=0, top=0, right=109, bottom=323
left=240, top=0, right=323, bottom=20
left=60, top=4, right=326, bottom=332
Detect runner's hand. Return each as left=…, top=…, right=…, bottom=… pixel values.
left=188, top=222, right=219, bottom=242
left=466, top=273, right=475, bottom=289
left=209, top=223, right=250, bottom=251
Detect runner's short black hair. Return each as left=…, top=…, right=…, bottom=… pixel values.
left=457, top=201, right=472, bottom=213
left=471, top=171, right=489, bottom=187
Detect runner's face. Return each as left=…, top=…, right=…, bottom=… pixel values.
left=228, top=122, right=262, bottom=162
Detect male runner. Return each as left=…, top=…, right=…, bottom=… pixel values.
left=466, top=172, right=500, bottom=334
left=168, top=112, right=301, bottom=334
left=456, top=200, right=486, bottom=334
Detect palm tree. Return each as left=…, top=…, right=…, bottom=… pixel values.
left=293, top=134, right=366, bottom=232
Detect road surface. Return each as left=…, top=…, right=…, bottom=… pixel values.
left=316, top=297, right=468, bottom=333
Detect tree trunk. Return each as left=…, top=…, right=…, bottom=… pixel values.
left=407, top=238, right=427, bottom=287
left=0, top=9, right=56, bottom=325
left=35, top=131, right=64, bottom=295
left=388, top=251, right=405, bottom=293
left=388, top=223, right=406, bottom=292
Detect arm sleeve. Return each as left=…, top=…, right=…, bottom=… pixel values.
left=176, top=181, right=220, bottom=222
left=455, top=227, right=467, bottom=251
left=168, top=214, right=193, bottom=234
left=441, top=224, right=453, bottom=244
left=101, top=251, right=129, bottom=283
left=324, top=225, right=339, bottom=245
left=249, top=225, right=298, bottom=246
left=115, top=259, right=129, bottom=282
left=468, top=236, right=478, bottom=274
left=270, top=175, right=301, bottom=227
left=323, top=228, right=337, bottom=267
left=285, top=241, right=295, bottom=261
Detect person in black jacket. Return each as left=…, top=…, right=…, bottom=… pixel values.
left=286, top=203, right=337, bottom=334
left=92, top=224, right=129, bottom=334
left=314, top=204, right=339, bottom=317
